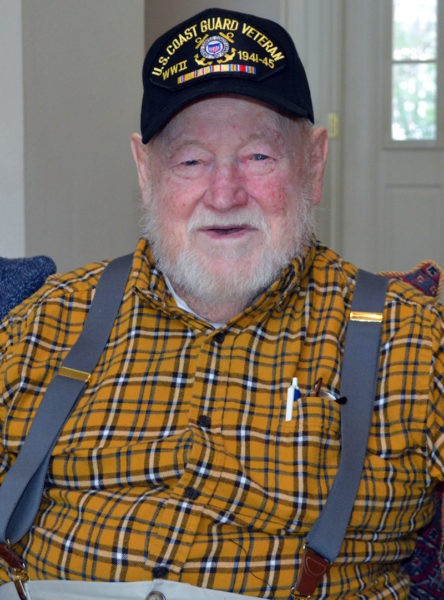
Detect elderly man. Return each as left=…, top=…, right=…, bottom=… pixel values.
left=0, top=7, right=443, bottom=600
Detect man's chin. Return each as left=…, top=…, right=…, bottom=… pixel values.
left=200, top=255, right=258, bottom=275
left=194, top=239, right=258, bottom=262
left=172, top=256, right=281, bottom=308
left=149, top=234, right=301, bottom=310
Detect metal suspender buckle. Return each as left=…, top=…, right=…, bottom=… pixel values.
left=0, top=541, right=29, bottom=600
left=291, top=546, right=331, bottom=598
left=58, top=366, right=91, bottom=382
left=350, top=311, right=383, bottom=323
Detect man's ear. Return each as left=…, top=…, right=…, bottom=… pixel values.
left=309, top=127, right=329, bottom=206
left=130, top=133, right=151, bottom=200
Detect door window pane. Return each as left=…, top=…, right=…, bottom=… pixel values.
left=392, top=63, right=437, bottom=140
left=393, top=0, right=437, bottom=60
left=391, top=0, right=438, bottom=141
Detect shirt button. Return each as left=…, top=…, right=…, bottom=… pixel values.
left=146, top=593, right=166, bottom=600
left=197, top=414, right=211, bottom=428
left=184, top=486, right=200, bottom=500
left=213, top=331, right=225, bottom=343
left=152, top=566, right=169, bottom=579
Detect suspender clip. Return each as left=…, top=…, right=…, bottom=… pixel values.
left=291, top=546, right=331, bottom=598
left=350, top=311, right=383, bottom=323
left=58, top=366, right=91, bottom=383
left=0, top=541, right=29, bottom=600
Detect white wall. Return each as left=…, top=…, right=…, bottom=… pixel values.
left=1, top=0, right=145, bottom=272
left=23, top=0, right=145, bottom=272
left=0, top=0, right=26, bottom=257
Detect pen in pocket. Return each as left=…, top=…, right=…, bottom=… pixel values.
left=313, top=377, right=347, bottom=405
left=285, top=377, right=301, bottom=421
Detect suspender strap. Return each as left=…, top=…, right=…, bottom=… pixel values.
left=294, top=269, right=389, bottom=597
left=0, top=253, right=133, bottom=545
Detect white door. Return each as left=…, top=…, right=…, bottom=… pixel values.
left=340, top=0, right=444, bottom=274
left=288, top=0, right=444, bottom=276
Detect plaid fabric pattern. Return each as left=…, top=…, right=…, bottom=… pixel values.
left=1, top=238, right=443, bottom=599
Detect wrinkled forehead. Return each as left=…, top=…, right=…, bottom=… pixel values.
left=151, top=95, right=305, bottom=149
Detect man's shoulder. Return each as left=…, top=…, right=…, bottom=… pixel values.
left=0, top=258, right=120, bottom=356
left=44, top=260, right=109, bottom=296
left=2, top=240, right=149, bottom=329
left=380, top=261, right=443, bottom=312
left=311, top=241, right=443, bottom=315
left=4, top=259, right=111, bottom=325
left=309, top=241, right=358, bottom=293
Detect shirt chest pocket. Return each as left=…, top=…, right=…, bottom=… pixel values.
left=212, top=395, right=343, bottom=534
left=271, top=396, right=342, bottom=530
left=280, top=395, right=341, bottom=467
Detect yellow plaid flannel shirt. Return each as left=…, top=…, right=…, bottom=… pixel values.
left=1, top=238, right=443, bottom=599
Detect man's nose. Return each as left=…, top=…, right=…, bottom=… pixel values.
left=204, top=161, right=248, bottom=210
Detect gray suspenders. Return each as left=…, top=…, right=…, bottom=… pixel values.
left=0, top=254, right=133, bottom=599
left=294, top=270, right=388, bottom=596
left=0, top=259, right=388, bottom=599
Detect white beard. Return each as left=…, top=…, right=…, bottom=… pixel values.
left=141, top=192, right=315, bottom=312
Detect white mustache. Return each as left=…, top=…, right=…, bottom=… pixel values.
left=187, top=209, right=269, bottom=233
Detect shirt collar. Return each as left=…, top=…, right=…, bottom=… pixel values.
left=163, top=273, right=225, bottom=328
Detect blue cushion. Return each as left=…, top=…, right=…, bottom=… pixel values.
left=0, top=256, right=56, bottom=320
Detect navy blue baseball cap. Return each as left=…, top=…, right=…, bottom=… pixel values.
left=141, top=7, right=314, bottom=143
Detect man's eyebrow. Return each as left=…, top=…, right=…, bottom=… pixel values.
left=157, top=125, right=289, bottom=153
left=163, top=139, right=208, bottom=158
left=241, top=125, right=290, bottom=143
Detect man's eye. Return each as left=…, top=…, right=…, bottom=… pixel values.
left=181, top=159, right=201, bottom=166
left=243, top=153, right=276, bottom=174
left=172, top=157, right=208, bottom=179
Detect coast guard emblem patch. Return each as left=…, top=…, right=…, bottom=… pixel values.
left=201, top=35, right=230, bottom=60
